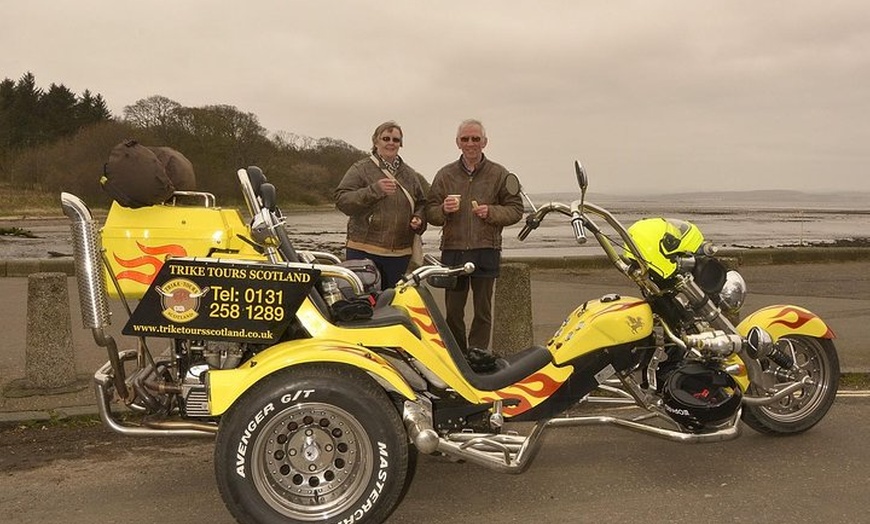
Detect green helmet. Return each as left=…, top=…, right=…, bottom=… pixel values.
left=626, top=218, right=705, bottom=279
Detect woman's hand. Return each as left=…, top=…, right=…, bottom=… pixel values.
left=410, top=215, right=423, bottom=231
left=376, top=178, right=397, bottom=195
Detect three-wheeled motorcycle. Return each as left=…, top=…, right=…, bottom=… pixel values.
left=61, top=162, right=839, bottom=524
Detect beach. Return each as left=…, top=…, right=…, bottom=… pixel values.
left=3, top=190, right=870, bottom=261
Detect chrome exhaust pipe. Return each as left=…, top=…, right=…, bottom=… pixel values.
left=403, top=400, right=439, bottom=454
left=94, top=352, right=216, bottom=437
left=61, top=192, right=110, bottom=329
left=61, top=192, right=128, bottom=399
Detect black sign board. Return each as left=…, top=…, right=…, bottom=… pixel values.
left=124, top=259, right=319, bottom=344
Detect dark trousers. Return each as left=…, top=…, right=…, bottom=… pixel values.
left=346, top=248, right=410, bottom=289
left=445, top=276, right=495, bottom=353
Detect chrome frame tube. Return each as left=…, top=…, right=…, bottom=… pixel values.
left=404, top=395, right=742, bottom=476
left=545, top=411, right=742, bottom=443
left=741, top=376, right=813, bottom=406
left=94, top=351, right=217, bottom=437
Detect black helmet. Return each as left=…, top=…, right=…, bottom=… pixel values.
left=662, top=361, right=742, bottom=432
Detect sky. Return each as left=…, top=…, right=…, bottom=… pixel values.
left=2, top=1, right=869, bottom=195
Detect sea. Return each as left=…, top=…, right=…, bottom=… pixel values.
left=2, top=190, right=869, bottom=260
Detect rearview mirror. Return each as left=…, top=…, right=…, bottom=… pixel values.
left=574, top=161, right=588, bottom=192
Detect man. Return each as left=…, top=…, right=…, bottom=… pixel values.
left=426, top=119, right=524, bottom=359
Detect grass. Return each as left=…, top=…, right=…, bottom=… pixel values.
left=839, top=373, right=870, bottom=390
left=0, top=185, right=66, bottom=218
left=0, top=185, right=334, bottom=219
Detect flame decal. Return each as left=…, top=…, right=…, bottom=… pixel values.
left=508, top=372, right=565, bottom=397
left=409, top=308, right=439, bottom=335
left=407, top=305, right=447, bottom=347
left=768, top=306, right=835, bottom=338
left=769, top=306, right=814, bottom=330
left=588, top=300, right=646, bottom=322
left=113, top=242, right=187, bottom=284
left=482, top=393, right=532, bottom=415
left=483, top=371, right=568, bottom=416
left=749, top=305, right=835, bottom=339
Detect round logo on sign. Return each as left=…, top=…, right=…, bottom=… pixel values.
left=156, top=278, right=209, bottom=323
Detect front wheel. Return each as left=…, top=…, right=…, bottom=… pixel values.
left=214, top=364, right=411, bottom=524
left=742, top=335, right=840, bottom=435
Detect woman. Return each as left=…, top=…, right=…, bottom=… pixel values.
left=335, top=121, right=427, bottom=288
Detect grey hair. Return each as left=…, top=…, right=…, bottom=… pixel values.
left=456, top=119, right=486, bottom=138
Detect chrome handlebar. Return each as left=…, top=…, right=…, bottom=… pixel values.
left=518, top=199, right=657, bottom=292
left=398, top=261, right=475, bottom=288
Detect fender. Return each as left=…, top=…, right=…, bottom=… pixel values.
left=736, top=304, right=836, bottom=340
left=207, top=339, right=416, bottom=416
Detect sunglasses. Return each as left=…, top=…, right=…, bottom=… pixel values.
left=380, top=136, right=402, bottom=143
left=459, top=136, right=482, bottom=143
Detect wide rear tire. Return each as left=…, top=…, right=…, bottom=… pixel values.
left=214, top=364, right=410, bottom=524
left=742, top=336, right=839, bottom=435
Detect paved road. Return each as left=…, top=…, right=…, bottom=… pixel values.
left=1, top=396, right=867, bottom=524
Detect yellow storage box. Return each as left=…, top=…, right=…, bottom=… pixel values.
left=101, top=197, right=262, bottom=299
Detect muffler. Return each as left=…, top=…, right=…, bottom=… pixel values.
left=61, top=192, right=128, bottom=399
left=61, top=192, right=110, bottom=329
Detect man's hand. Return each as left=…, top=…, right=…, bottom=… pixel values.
left=472, top=201, right=489, bottom=220
left=443, top=195, right=460, bottom=214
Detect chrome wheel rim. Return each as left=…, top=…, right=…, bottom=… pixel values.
left=251, top=402, right=372, bottom=521
left=758, top=337, right=833, bottom=422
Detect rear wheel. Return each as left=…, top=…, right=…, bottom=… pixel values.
left=214, top=364, right=410, bottom=524
left=742, top=336, right=839, bottom=435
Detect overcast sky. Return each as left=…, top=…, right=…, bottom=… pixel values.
left=3, top=1, right=869, bottom=195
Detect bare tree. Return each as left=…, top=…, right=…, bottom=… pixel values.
left=122, top=95, right=182, bottom=129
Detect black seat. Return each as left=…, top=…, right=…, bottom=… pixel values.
left=415, top=286, right=552, bottom=391
left=333, top=288, right=420, bottom=336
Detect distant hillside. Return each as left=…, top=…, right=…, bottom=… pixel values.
left=528, top=190, right=870, bottom=210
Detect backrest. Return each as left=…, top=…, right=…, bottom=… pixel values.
left=415, top=285, right=471, bottom=371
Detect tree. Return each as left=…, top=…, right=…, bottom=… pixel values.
left=123, top=95, right=182, bottom=129
left=167, top=104, right=273, bottom=195
left=8, top=72, right=43, bottom=148
left=1, top=81, right=366, bottom=207
left=77, top=90, right=112, bottom=124
left=0, top=78, right=15, bottom=175
left=0, top=73, right=112, bottom=184
left=273, top=131, right=314, bottom=151
left=40, top=83, right=79, bottom=139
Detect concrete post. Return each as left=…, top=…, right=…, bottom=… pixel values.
left=25, top=272, right=77, bottom=389
left=492, top=262, right=534, bottom=356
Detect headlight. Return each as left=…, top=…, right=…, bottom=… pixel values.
left=718, top=270, right=746, bottom=313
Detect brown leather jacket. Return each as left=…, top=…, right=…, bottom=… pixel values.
left=335, top=156, right=427, bottom=255
left=426, top=156, right=524, bottom=250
